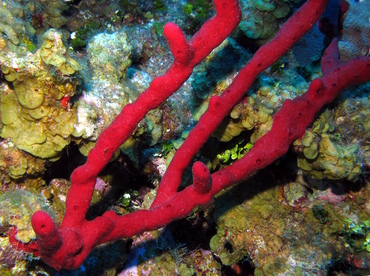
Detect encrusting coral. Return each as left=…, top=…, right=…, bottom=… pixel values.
left=0, top=139, right=46, bottom=185
left=238, top=0, right=304, bottom=44
left=0, top=29, right=81, bottom=159
left=40, top=29, right=82, bottom=75
left=294, top=94, right=368, bottom=182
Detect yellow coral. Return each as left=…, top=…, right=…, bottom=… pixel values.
left=297, top=133, right=361, bottom=182
left=40, top=29, right=82, bottom=75
left=0, top=29, right=82, bottom=159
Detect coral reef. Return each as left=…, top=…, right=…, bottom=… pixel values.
left=0, top=0, right=70, bottom=51
left=87, top=31, right=132, bottom=83
left=27, top=0, right=370, bottom=271
left=38, top=0, right=69, bottom=30
left=294, top=81, right=370, bottom=182
left=74, top=29, right=165, bottom=161
left=74, top=30, right=138, bottom=141
left=119, top=228, right=221, bottom=275
left=0, top=0, right=369, bottom=275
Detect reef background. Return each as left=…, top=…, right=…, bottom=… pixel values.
left=0, top=0, right=369, bottom=275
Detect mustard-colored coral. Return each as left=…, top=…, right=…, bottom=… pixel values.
left=213, top=96, right=273, bottom=143
left=0, top=139, right=46, bottom=184
left=0, top=29, right=81, bottom=159
left=295, top=110, right=361, bottom=182
left=297, top=133, right=361, bottom=182
left=0, top=0, right=39, bottom=58
left=40, top=29, right=82, bottom=75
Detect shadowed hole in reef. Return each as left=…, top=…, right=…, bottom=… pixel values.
left=86, top=152, right=154, bottom=220
left=44, top=142, right=85, bottom=183
left=222, top=259, right=255, bottom=276
left=167, top=210, right=218, bottom=251
left=43, top=141, right=154, bottom=220
left=326, top=258, right=365, bottom=276
left=224, top=241, right=234, bottom=253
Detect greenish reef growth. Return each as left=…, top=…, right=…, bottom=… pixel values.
left=183, top=0, right=213, bottom=32
left=0, top=1, right=368, bottom=274
left=215, top=96, right=273, bottom=143
left=312, top=204, right=329, bottom=224
left=344, top=219, right=370, bottom=253
left=153, top=0, right=167, bottom=13
left=70, top=21, right=102, bottom=50
left=0, top=1, right=28, bottom=47
left=294, top=110, right=361, bottom=182
left=238, top=0, right=304, bottom=44
left=217, top=138, right=253, bottom=164
left=0, top=190, right=52, bottom=243
left=210, top=186, right=285, bottom=268
left=137, top=250, right=196, bottom=275
left=38, top=0, right=69, bottom=29
left=87, top=31, right=132, bottom=83
left=0, top=0, right=69, bottom=53
left=210, top=179, right=370, bottom=274
left=0, top=29, right=81, bottom=159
